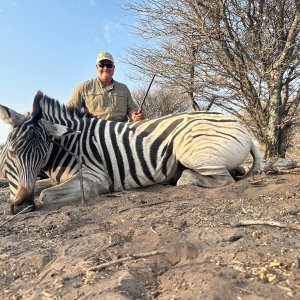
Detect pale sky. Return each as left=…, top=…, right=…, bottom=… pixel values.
left=0, top=0, right=143, bottom=144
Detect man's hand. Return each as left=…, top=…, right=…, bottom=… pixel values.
left=130, top=109, right=145, bottom=121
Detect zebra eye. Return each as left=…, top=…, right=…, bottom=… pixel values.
left=26, top=131, right=35, bottom=139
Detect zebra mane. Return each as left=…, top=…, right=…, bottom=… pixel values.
left=36, top=91, right=94, bottom=127
left=31, top=90, right=44, bottom=123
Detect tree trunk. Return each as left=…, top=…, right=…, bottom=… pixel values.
left=265, top=125, right=291, bottom=159
left=265, top=76, right=282, bottom=158
left=278, top=124, right=292, bottom=158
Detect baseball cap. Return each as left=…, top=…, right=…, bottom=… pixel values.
left=96, top=52, right=114, bottom=63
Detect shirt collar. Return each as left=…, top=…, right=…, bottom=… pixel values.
left=98, top=77, right=114, bottom=90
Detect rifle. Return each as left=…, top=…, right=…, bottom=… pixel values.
left=138, top=74, right=156, bottom=113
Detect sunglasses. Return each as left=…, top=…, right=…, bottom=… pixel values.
left=98, top=62, right=114, bottom=69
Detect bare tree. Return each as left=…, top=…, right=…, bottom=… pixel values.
left=123, top=0, right=300, bottom=158
left=132, top=85, right=189, bottom=118
left=122, top=1, right=206, bottom=111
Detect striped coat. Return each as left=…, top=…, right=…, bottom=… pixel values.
left=0, top=146, right=7, bottom=178
left=0, top=91, right=261, bottom=214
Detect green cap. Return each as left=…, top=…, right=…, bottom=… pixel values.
left=96, top=52, right=114, bottom=63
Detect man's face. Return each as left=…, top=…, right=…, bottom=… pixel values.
left=96, top=59, right=115, bottom=83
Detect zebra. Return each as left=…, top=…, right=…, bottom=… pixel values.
left=0, top=91, right=261, bottom=214
left=0, top=146, right=6, bottom=178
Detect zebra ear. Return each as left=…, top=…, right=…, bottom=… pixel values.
left=0, top=104, right=27, bottom=127
left=40, top=119, right=81, bottom=137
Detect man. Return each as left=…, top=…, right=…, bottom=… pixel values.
left=67, top=52, right=144, bottom=122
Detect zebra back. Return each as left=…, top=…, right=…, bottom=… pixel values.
left=38, top=95, right=258, bottom=191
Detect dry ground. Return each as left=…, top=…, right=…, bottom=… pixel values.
left=0, top=171, right=300, bottom=300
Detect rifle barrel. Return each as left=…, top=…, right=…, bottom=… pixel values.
left=139, top=74, right=156, bottom=112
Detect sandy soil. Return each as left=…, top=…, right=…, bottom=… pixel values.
left=0, top=171, right=300, bottom=300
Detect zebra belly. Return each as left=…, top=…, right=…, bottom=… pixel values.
left=110, top=156, right=179, bottom=191
left=174, top=131, right=252, bottom=176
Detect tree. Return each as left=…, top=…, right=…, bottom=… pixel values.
left=123, top=0, right=300, bottom=158
left=131, top=85, right=189, bottom=118
left=122, top=1, right=206, bottom=111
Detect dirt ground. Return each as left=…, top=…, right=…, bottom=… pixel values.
left=0, top=170, right=300, bottom=300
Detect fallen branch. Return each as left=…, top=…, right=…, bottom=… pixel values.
left=263, top=158, right=299, bottom=173
left=233, top=219, right=300, bottom=231
left=87, top=250, right=166, bottom=271
left=0, top=205, right=34, bottom=228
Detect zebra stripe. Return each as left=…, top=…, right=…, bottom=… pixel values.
left=0, top=91, right=261, bottom=213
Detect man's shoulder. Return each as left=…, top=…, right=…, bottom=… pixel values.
left=75, top=77, right=98, bottom=90
left=113, top=80, right=129, bottom=90
left=82, top=77, right=98, bottom=87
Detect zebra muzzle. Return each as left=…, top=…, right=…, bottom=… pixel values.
left=10, top=203, right=36, bottom=215
left=10, top=186, right=36, bottom=214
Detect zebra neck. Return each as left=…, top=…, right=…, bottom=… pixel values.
left=42, top=135, right=80, bottom=179
left=0, top=146, right=7, bottom=177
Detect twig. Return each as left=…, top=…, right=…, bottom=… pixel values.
left=235, top=286, right=254, bottom=294
left=78, top=152, right=85, bottom=204
left=87, top=250, right=166, bottom=271
left=150, top=225, right=158, bottom=234
left=233, top=219, right=300, bottom=231
left=250, top=179, right=266, bottom=187
left=275, top=284, right=293, bottom=293
left=49, top=139, right=86, bottom=204
left=118, top=199, right=184, bottom=213
left=0, top=205, right=34, bottom=227
left=98, top=242, right=118, bottom=252
left=104, top=193, right=123, bottom=198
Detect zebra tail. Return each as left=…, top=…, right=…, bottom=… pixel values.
left=236, top=140, right=263, bottom=181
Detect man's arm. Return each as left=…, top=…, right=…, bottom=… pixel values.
left=66, top=82, right=85, bottom=110
left=126, top=85, right=145, bottom=121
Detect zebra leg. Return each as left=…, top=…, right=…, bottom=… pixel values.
left=38, top=176, right=110, bottom=204
left=229, top=166, right=246, bottom=180
left=34, top=178, right=53, bottom=196
left=176, top=169, right=235, bottom=188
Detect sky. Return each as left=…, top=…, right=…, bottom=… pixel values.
left=0, top=0, right=144, bottom=144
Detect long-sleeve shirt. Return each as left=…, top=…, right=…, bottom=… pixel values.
left=67, top=77, right=137, bottom=122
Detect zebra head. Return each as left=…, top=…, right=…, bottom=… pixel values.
left=0, top=91, right=79, bottom=214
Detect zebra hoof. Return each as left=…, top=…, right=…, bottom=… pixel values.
left=10, top=204, right=36, bottom=215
